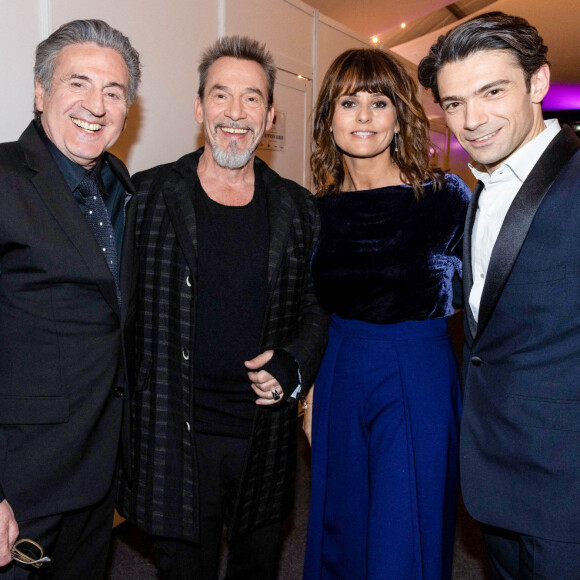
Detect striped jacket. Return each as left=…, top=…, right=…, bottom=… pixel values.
left=117, top=149, right=329, bottom=541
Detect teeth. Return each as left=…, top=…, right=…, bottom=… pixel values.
left=474, top=131, right=497, bottom=142
left=72, top=118, right=101, bottom=132
left=354, top=132, right=374, bottom=136
left=222, top=127, right=249, bottom=134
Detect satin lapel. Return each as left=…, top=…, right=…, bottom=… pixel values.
left=20, top=124, right=120, bottom=314
left=162, top=168, right=198, bottom=277
left=260, top=161, right=295, bottom=290
left=109, top=154, right=137, bottom=322
left=476, top=126, right=580, bottom=338
left=463, top=181, right=483, bottom=339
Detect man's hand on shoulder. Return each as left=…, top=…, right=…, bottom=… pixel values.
left=0, top=499, right=19, bottom=566
left=245, top=350, right=285, bottom=405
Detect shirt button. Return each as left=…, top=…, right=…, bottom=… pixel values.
left=114, top=386, right=124, bottom=397
left=480, top=273, right=485, bottom=279
left=182, top=349, right=190, bottom=360
left=471, top=356, right=483, bottom=367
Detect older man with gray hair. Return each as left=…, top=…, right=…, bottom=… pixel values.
left=0, top=19, right=140, bottom=579
left=117, top=35, right=328, bottom=580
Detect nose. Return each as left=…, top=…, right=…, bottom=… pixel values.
left=225, top=95, right=246, bottom=121
left=356, top=103, right=371, bottom=123
left=82, top=88, right=106, bottom=118
left=463, top=100, right=488, bottom=131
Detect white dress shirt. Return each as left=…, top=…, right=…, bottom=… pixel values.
left=468, top=119, right=561, bottom=322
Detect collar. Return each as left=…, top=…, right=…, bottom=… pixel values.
left=470, top=118, right=561, bottom=185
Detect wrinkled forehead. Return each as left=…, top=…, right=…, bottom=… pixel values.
left=204, top=57, right=268, bottom=95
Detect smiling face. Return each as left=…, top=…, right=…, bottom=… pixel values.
left=35, top=43, right=130, bottom=169
left=195, top=56, right=274, bottom=170
left=437, top=49, right=549, bottom=174
left=331, top=91, right=399, bottom=162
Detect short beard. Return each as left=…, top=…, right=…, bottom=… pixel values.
left=211, top=143, right=255, bottom=169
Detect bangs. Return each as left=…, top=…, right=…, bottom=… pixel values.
left=332, top=52, right=397, bottom=101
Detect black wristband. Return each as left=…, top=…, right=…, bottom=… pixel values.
left=261, top=349, right=300, bottom=395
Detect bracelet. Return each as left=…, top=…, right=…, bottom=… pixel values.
left=301, top=396, right=313, bottom=410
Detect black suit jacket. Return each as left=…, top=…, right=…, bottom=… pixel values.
left=0, top=121, right=137, bottom=521
left=461, top=126, right=580, bottom=542
left=117, top=149, right=329, bottom=542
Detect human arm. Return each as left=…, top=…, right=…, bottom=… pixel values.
left=301, top=385, right=314, bottom=445
left=0, top=498, right=19, bottom=566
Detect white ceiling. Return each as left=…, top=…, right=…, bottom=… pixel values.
left=303, top=0, right=580, bottom=84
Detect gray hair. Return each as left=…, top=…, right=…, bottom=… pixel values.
left=34, top=19, right=141, bottom=113
left=198, top=35, right=276, bottom=108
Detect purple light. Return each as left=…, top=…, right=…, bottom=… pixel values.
left=543, top=84, right=580, bottom=111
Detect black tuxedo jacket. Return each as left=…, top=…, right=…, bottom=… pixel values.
left=0, top=121, right=137, bottom=521
left=461, top=126, right=580, bottom=542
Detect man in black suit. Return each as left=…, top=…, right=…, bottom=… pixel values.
left=117, top=36, right=328, bottom=579
left=0, top=19, right=140, bottom=579
left=418, top=12, right=580, bottom=579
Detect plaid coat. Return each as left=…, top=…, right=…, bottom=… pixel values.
left=117, top=149, right=329, bottom=541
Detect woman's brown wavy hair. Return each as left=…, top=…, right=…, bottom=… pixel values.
left=312, top=48, right=443, bottom=198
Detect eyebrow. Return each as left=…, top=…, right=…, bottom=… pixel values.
left=340, top=91, right=384, bottom=97
left=210, top=84, right=266, bottom=98
left=68, top=73, right=128, bottom=95
left=440, top=79, right=511, bottom=105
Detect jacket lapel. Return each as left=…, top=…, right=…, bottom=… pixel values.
left=109, top=154, right=137, bottom=321
left=259, top=159, right=295, bottom=290
left=476, top=126, right=580, bottom=338
left=20, top=122, right=121, bottom=315
left=162, top=158, right=199, bottom=278
left=463, top=181, right=483, bottom=339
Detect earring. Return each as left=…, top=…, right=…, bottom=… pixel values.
left=394, top=132, right=399, bottom=153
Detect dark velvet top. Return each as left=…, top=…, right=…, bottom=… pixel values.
left=312, top=173, right=471, bottom=324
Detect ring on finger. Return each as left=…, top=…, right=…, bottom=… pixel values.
left=271, top=389, right=281, bottom=401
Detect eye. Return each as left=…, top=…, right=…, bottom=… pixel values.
left=372, top=100, right=388, bottom=108
left=340, top=99, right=356, bottom=109
left=487, top=88, right=502, bottom=97
left=244, top=94, right=262, bottom=107
left=443, top=101, right=461, bottom=112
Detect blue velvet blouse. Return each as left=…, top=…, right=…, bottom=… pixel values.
left=312, top=173, right=471, bottom=324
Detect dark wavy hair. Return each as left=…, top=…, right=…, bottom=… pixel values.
left=418, top=12, right=549, bottom=103
left=311, top=48, right=442, bottom=198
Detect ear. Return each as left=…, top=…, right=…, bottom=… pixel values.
left=265, top=104, right=275, bottom=131
left=194, top=96, right=203, bottom=124
left=34, top=79, right=46, bottom=113
left=530, top=63, right=550, bottom=104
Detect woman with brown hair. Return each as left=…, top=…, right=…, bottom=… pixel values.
left=303, top=48, right=470, bottom=579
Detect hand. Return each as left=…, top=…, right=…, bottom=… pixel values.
left=245, top=350, right=284, bottom=406
left=302, top=386, right=314, bottom=446
left=0, top=499, right=19, bottom=566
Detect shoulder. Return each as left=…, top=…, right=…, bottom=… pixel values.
left=132, top=150, right=201, bottom=196
left=0, top=139, right=25, bottom=168
left=257, top=157, right=315, bottom=210
left=440, top=172, right=472, bottom=203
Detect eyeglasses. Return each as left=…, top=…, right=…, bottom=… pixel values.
left=10, top=539, right=51, bottom=568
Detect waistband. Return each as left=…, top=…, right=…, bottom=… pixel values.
left=330, top=314, right=449, bottom=340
